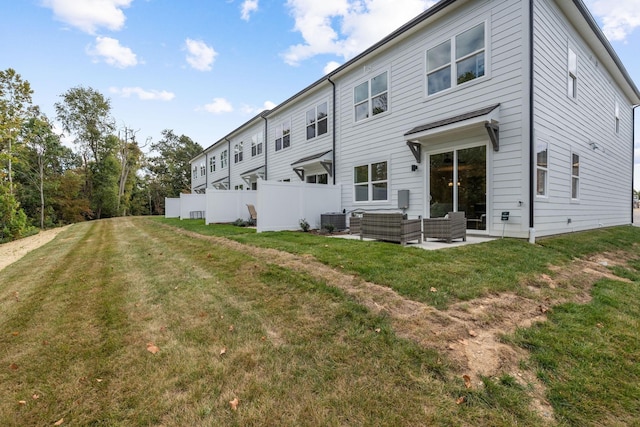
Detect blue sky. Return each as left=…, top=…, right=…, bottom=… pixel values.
left=1, top=0, right=640, bottom=185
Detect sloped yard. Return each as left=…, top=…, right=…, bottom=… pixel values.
left=1, top=217, right=639, bottom=425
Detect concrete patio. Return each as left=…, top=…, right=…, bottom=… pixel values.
left=329, top=233, right=496, bottom=250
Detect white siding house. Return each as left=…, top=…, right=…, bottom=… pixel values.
left=189, top=0, right=639, bottom=240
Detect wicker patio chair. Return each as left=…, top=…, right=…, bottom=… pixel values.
left=423, top=211, right=466, bottom=243
left=360, top=212, right=422, bottom=246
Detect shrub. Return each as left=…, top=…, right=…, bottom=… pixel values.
left=299, top=218, right=310, bottom=232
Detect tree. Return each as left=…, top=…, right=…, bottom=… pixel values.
left=0, top=68, right=34, bottom=194
left=116, top=127, right=145, bottom=216
left=147, top=129, right=202, bottom=202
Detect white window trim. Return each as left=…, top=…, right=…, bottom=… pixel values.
left=570, top=150, right=580, bottom=201
left=306, top=100, right=329, bottom=140
left=353, top=69, right=390, bottom=123
left=425, top=19, right=490, bottom=98
left=352, top=159, right=390, bottom=204
left=567, top=46, right=578, bottom=100
left=535, top=140, right=549, bottom=199
left=209, top=156, right=216, bottom=173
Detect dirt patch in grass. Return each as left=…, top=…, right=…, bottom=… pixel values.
left=161, top=224, right=637, bottom=423
left=0, top=226, right=72, bottom=272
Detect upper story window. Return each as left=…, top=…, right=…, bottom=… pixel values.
left=275, top=119, right=291, bottom=151
left=427, top=22, right=485, bottom=96
left=354, top=71, right=388, bottom=122
left=615, top=101, right=620, bottom=134
left=568, top=47, right=577, bottom=99
left=200, top=163, right=206, bottom=176
left=571, top=152, right=580, bottom=200
left=221, top=150, right=228, bottom=169
left=192, top=166, right=197, bottom=179
left=306, top=102, right=328, bottom=139
left=536, top=141, right=548, bottom=197
left=354, top=161, right=388, bottom=202
left=209, top=156, right=216, bottom=172
left=234, top=142, right=244, bottom=163
left=251, top=132, right=263, bottom=156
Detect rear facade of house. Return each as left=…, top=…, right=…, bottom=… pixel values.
left=190, top=0, right=640, bottom=240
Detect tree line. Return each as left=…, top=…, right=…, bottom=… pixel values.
left=0, top=68, right=203, bottom=243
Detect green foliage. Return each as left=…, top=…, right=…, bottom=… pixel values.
left=323, top=223, right=335, bottom=234
left=0, top=180, right=33, bottom=242
left=299, top=218, right=310, bottom=232
left=147, top=129, right=203, bottom=204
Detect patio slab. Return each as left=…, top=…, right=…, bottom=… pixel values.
left=329, top=233, right=496, bottom=250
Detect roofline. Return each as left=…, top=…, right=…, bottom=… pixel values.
left=571, top=0, right=640, bottom=102
left=264, top=0, right=459, bottom=117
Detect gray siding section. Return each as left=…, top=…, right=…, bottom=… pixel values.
left=533, top=0, right=634, bottom=236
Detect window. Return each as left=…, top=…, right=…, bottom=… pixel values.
left=615, top=101, right=620, bottom=134
left=571, top=152, right=579, bottom=200
left=306, top=173, right=328, bottom=184
left=200, top=163, right=205, bottom=176
left=354, top=71, right=388, bottom=122
left=192, top=166, right=197, bottom=179
left=275, top=119, right=291, bottom=151
left=234, top=142, right=243, bottom=163
left=354, top=161, right=388, bottom=202
left=234, top=184, right=244, bottom=190
left=536, top=141, right=548, bottom=197
left=568, top=48, right=577, bottom=98
left=306, top=102, right=328, bottom=139
left=251, top=132, right=263, bottom=156
left=427, top=23, right=485, bottom=95
left=209, top=156, right=216, bottom=173
left=221, top=150, right=228, bottom=169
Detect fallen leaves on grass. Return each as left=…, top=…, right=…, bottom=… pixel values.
left=456, top=396, right=466, bottom=405
left=220, top=347, right=227, bottom=356
left=54, top=418, right=64, bottom=425
left=32, top=394, right=40, bottom=400
left=229, top=397, right=239, bottom=411
left=228, top=325, right=234, bottom=332
left=463, top=375, right=472, bottom=389
left=18, top=400, right=26, bottom=405
left=430, top=287, right=437, bottom=293
left=146, top=343, right=160, bottom=354
left=9, top=363, right=18, bottom=370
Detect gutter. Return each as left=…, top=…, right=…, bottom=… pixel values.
left=262, top=112, right=268, bottom=181
left=633, top=105, right=639, bottom=223
left=224, top=137, right=231, bottom=189
left=528, top=0, right=535, bottom=242
left=328, top=76, right=336, bottom=185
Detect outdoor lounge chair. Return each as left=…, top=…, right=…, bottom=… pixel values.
left=423, top=211, right=466, bottom=243
left=246, top=204, right=257, bottom=225
left=360, top=212, right=422, bottom=246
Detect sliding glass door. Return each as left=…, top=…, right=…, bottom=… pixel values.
left=429, top=146, right=486, bottom=230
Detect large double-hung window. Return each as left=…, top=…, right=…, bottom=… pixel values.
left=354, top=71, right=388, bottom=122
left=221, top=150, right=228, bottom=169
left=306, top=102, right=328, bottom=139
left=251, top=132, right=263, bottom=156
left=354, top=161, right=388, bottom=202
left=427, top=22, right=486, bottom=95
left=234, top=142, right=243, bottom=163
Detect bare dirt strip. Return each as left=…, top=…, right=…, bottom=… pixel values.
left=0, top=226, right=72, bottom=272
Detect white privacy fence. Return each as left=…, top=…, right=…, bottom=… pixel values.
left=205, top=189, right=257, bottom=224
left=164, top=198, right=181, bottom=218
left=256, top=181, right=342, bottom=232
left=179, top=193, right=206, bottom=220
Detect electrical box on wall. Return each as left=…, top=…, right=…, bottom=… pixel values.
left=398, top=190, right=410, bottom=210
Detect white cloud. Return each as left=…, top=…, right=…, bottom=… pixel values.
left=282, top=0, right=436, bottom=66
left=587, top=0, right=640, bottom=42
left=241, top=0, right=259, bottom=21
left=42, top=0, right=132, bottom=34
left=109, top=86, right=175, bottom=101
left=184, top=38, right=217, bottom=71
left=87, top=36, right=138, bottom=68
left=202, top=98, right=234, bottom=114
left=241, top=100, right=277, bottom=115
left=323, top=60, right=341, bottom=74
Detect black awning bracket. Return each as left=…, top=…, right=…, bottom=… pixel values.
left=293, top=167, right=305, bottom=181
left=485, top=120, right=499, bottom=152
left=406, top=141, right=421, bottom=163
left=320, top=161, right=333, bottom=176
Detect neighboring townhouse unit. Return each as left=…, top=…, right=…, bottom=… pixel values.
left=190, top=0, right=639, bottom=240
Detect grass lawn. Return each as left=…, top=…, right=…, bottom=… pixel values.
left=1, top=217, right=639, bottom=426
